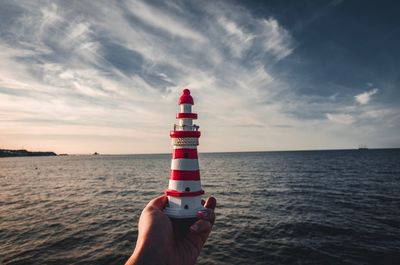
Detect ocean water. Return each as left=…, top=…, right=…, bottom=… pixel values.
left=1, top=149, right=400, bottom=265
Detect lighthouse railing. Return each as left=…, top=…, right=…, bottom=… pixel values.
left=173, top=124, right=200, bottom=131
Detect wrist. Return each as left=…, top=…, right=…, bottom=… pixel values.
left=126, top=241, right=168, bottom=265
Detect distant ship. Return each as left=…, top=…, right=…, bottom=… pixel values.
left=358, top=144, right=368, bottom=150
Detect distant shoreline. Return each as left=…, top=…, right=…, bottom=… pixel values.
left=0, top=149, right=57, bottom=158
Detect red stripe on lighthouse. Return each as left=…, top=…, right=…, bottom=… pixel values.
left=170, top=131, right=201, bottom=138
left=176, top=113, right=198, bottom=119
left=165, top=189, right=204, bottom=197
left=173, top=149, right=198, bottom=159
left=170, top=170, right=200, bottom=180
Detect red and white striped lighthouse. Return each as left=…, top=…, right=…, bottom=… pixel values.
left=164, top=88, right=205, bottom=219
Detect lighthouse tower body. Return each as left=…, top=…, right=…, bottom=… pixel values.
left=164, top=89, right=205, bottom=219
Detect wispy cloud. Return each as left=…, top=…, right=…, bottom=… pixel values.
left=124, top=1, right=206, bottom=43
left=355, top=88, right=379, bottom=105
left=326, top=113, right=355, bottom=124
left=217, top=17, right=255, bottom=58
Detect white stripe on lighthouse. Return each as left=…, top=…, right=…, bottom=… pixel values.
left=168, top=180, right=202, bottom=192
left=168, top=196, right=202, bottom=213
left=181, top=104, right=192, bottom=113
left=171, top=158, right=199, bottom=170
left=179, top=118, right=193, bottom=127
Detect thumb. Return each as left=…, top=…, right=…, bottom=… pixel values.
left=146, top=195, right=168, bottom=211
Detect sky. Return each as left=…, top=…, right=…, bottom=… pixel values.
left=0, top=0, right=399, bottom=154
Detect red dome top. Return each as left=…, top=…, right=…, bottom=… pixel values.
left=178, top=88, right=194, bottom=105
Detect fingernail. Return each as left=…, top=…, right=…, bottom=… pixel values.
left=190, top=224, right=199, bottom=232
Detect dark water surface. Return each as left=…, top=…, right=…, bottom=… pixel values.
left=1, top=149, right=400, bottom=265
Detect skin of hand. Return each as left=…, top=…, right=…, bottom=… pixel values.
left=125, top=195, right=216, bottom=265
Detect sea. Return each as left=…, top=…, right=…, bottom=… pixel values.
left=1, top=149, right=400, bottom=265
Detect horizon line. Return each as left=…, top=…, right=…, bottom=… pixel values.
left=59, top=147, right=400, bottom=156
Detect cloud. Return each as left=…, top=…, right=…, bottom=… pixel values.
left=261, top=18, right=294, bottom=60
left=0, top=0, right=299, bottom=152
left=124, top=1, right=206, bottom=43
left=217, top=17, right=255, bottom=58
left=326, top=113, right=355, bottom=124
left=355, top=88, right=378, bottom=105
left=215, top=14, right=293, bottom=60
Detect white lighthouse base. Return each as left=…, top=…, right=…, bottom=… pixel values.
left=164, top=196, right=205, bottom=219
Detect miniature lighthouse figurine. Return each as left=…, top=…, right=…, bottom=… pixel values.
left=164, top=88, right=205, bottom=219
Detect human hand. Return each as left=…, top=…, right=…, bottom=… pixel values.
left=125, top=195, right=216, bottom=265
